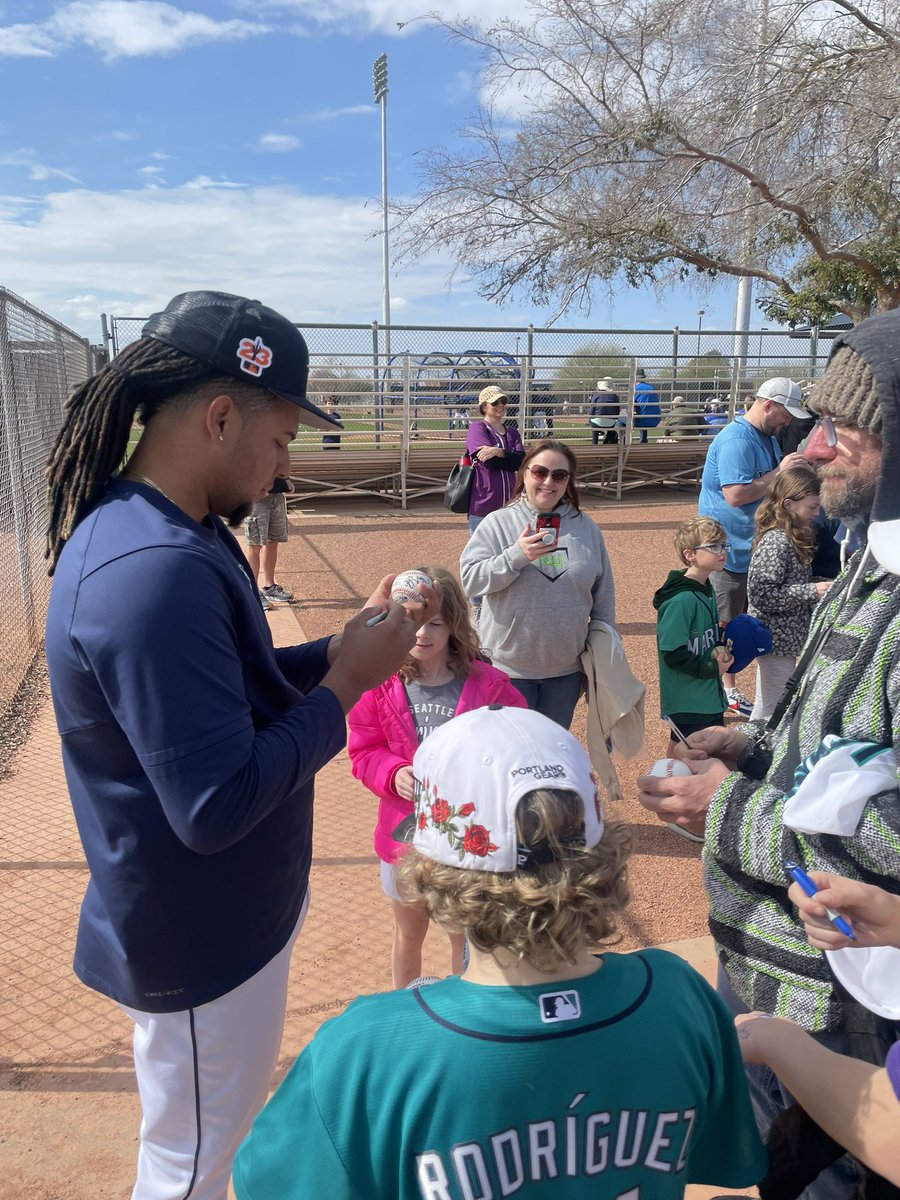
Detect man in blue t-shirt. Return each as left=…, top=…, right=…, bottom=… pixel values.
left=44, top=291, right=436, bottom=1200
left=698, top=377, right=807, bottom=712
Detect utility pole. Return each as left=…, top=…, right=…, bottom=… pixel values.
left=373, top=53, right=391, bottom=368
left=732, top=0, right=770, bottom=378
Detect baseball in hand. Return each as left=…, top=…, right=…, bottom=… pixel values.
left=390, top=570, right=432, bottom=605
left=648, top=758, right=693, bottom=779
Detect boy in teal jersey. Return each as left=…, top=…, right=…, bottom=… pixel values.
left=654, top=516, right=734, bottom=757
left=234, top=707, right=765, bottom=1200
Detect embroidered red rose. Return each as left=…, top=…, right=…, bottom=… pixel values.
left=458, top=802, right=475, bottom=817
left=462, top=824, right=496, bottom=857
left=431, top=799, right=451, bottom=824
left=418, top=812, right=426, bottom=830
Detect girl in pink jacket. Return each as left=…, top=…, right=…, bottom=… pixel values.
left=348, top=566, right=525, bottom=987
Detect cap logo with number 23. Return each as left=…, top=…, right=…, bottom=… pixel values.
left=236, top=336, right=274, bottom=377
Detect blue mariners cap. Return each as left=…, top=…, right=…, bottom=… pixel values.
left=143, top=291, right=341, bottom=433
left=722, top=614, right=773, bottom=673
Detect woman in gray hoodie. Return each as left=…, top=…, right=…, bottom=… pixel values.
left=460, top=439, right=616, bottom=729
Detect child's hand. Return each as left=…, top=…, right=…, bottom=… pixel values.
left=788, top=873, right=900, bottom=951
left=394, top=766, right=416, bottom=801
left=711, top=644, right=734, bottom=674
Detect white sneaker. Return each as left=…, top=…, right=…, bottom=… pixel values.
left=667, top=823, right=705, bottom=844
left=724, top=687, right=753, bottom=717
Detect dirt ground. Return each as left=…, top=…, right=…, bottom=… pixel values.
left=0, top=491, right=755, bottom=1199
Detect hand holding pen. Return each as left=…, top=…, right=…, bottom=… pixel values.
left=785, top=862, right=856, bottom=944
left=786, top=865, right=900, bottom=952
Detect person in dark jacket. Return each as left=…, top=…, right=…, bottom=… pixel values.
left=43, top=290, right=433, bottom=1200
left=588, top=376, right=620, bottom=444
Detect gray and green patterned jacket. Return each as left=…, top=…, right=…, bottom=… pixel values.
left=704, top=552, right=900, bottom=1032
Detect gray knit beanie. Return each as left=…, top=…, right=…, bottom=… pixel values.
left=811, top=308, right=900, bottom=573
left=808, top=346, right=881, bottom=435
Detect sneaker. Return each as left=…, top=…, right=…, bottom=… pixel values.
left=262, top=583, right=294, bottom=603
left=259, top=591, right=273, bottom=612
left=725, top=687, right=753, bottom=718
left=666, top=823, right=705, bottom=844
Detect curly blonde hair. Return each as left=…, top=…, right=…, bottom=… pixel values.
left=395, top=789, right=631, bottom=973
left=397, top=565, right=482, bottom=683
left=752, top=466, right=820, bottom=566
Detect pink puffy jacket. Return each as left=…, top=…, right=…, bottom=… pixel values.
left=347, top=660, right=526, bottom=863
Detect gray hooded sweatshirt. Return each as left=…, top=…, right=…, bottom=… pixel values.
left=459, top=498, right=615, bottom=679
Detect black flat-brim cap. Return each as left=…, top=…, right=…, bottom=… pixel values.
left=142, top=291, right=343, bottom=433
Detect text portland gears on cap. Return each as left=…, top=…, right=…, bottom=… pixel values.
left=142, top=291, right=341, bottom=433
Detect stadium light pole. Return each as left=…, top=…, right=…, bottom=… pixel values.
left=373, top=53, right=391, bottom=368
left=696, top=309, right=706, bottom=358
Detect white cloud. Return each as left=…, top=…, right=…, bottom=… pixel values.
left=0, top=148, right=80, bottom=183
left=249, top=0, right=519, bottom=36
left=183, top=175, right=247, bottom=189
left=138, top=164, right=165, bottom=177
left=308, top=104, right=374, bottom=121
left=0, top=22, right=57, bottom=56
left=0, top=181, right=471, bottom=337
left=255, top=133, right=301, bottom=153
left=0, top=1, right=269, bottom=60
left=30, top=162, right=81, bottom=182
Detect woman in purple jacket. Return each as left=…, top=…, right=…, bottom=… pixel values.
left=465, top=384, right=525, bottom=534
left=348, top=566, right=525, bottom=987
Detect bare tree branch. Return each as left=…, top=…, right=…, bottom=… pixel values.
left=397, top=0, right=900, bottom=322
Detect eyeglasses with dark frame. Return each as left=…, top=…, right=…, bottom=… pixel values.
left=487, top=398, right=507, bottom=406
left=695, top=542, right=731, bottom=555
left=527, top=464, right=571, bottom=483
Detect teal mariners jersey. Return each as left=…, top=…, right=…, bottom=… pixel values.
left=234, top=949, right=766, bottom=1200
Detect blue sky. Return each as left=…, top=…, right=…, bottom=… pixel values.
left=1, top=0, right=747, bottom=343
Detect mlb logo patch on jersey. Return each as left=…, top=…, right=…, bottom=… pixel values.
left=539, top=989, right=581, bottom=1023
left=236, top=335, right=273, bottom=377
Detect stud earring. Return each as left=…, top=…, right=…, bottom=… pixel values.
left=218, top=434, right=224, bottom=443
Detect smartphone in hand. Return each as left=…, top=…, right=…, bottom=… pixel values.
left=535, top=514, right=560, bottom=547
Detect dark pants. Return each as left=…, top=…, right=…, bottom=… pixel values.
left=510, top=672, right=583, bottom=730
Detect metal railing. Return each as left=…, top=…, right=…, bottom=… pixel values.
left=108, top=313, right=831, bottom=453
left=0, top=288, right=96, bottom=713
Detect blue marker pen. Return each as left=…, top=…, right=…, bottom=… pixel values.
left=785, top=861, right=856, bottom=940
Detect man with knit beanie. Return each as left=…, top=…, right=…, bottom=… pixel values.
left=639, top=306, right=900, bottom=1200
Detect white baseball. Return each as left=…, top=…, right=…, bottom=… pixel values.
left=390, top=570, right=431, bottom=605
left=648, top=757, right=692, bottom=778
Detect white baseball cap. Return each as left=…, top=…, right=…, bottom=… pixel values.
left=756, top=377, right=807, bottom=419
left=411, top=706, right=603, bottom=873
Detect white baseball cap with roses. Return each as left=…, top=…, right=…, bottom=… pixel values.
left=411, top=706, right=604, bottom=873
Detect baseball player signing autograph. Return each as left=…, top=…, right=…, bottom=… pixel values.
left=44, top=291, right=439, bottom=1200
left=234, top=706, right=765, bottom=1200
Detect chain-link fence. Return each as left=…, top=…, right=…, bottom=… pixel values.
left=0, top=288, right=97, bottom=714
left=110, top=315, right=833, bottom=452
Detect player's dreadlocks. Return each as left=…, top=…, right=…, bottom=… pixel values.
left=45, top=337, right=224, bottom=575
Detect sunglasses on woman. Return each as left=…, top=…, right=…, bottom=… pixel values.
left=527, top=464, right=571, bottom=483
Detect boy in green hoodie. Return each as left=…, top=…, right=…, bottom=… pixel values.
left=654, top=517, right=734, bottom=758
